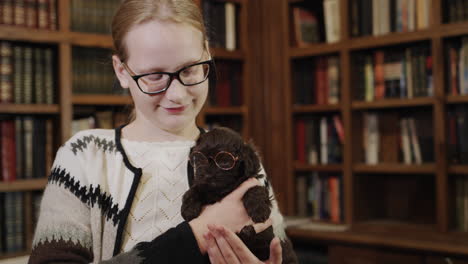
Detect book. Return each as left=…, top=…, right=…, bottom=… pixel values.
left=15, top=118, right=24, bottom=180
left=0, top=41, right=13, bottom=103
left=25, top=0, right=38, bottom=28
left=225, top=2, right=236, bottom=51
left=292, top=7, right=320, bottom=46
left=23, top=47, right=33, bottom=104
left=34, top=48, right=45, bottom=104
left=2, top=0, right=14, bottom=25
left=1, top=120, right=16, bottom=182
left=37, top=0, right=49, bottom=29
left=13, top=46, right=23, bottom=104
left=323, top=0, right=341, bottom=43
left=14, top=0, right=26, bottom=26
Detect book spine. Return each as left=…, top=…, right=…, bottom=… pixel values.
left=49, top=0, right=57, bottom=30
left=0, top=41, right=13, bottom=103
left=225, top=2, right=236, bottom=51
left=13, top=46, right=23, bottom=104
left=2, top=0, right=14, bottom=25
left=23, top=47, right=33, bottom=104
left=25, top=0, right=38, bottom=28
left=1, top=120, right=16, bottom=182
left=34, top=48, right=44, bottom=104
left=14, top=0, right=26, bottom=27
left=37, top=0, right=49, bottom=29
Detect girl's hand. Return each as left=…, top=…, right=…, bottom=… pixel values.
left=204, top=224, right=282, bottom=264
left=189, top=178, right=261, bottom=252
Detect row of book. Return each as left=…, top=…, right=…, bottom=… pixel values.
left=448, top=105, right=468, bottom=164
left=350, top=0, right=430, bottom=37
left=0, top=191, right=42, bottom=254
left=291, top=0, right=340, bottom=46
left=1, top=117, right=54, bottom=182
left=362, top=112, right=433, bottom=165
left=446, top=0, right=468, bottom=24
left=296, top=173, right=343, bottom=223
left=446, top=37, right=468, bottom=95
left=0, top=0, right=57, bottom=30
left=202, top=0, right=237, bottom=51
left=293, top=56, right=340, bottom=105
left=72, top=47, right=120, bottom=95
left=295, top=115, right=344, bottom=165
left=455, top=175, right=468, bottom=232
left=208, top=61, right=243, bottom=107
left=70, top=0, right=121, bottom=34
left=0, top=41, right=55, bottom=104
left=71, top=110, right=128, bottom=136
left=354, top=46, right=433, bottom=101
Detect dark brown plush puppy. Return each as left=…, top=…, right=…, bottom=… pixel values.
left=181, top=127, right=297, bottom=263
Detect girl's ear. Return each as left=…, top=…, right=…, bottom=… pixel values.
left=112, top=55, right=130, bottom=89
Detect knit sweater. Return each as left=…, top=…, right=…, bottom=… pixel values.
left=28, top=126, right=288, bottom=264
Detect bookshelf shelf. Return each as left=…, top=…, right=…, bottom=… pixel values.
left=293, top=104, right=341, bottom=113
left=353, top=164, right=436, bottom=174
left=72, top=95, right=133, bottom=105
left=351, top=98, right=435, bottom=110
left=446, top=95, right=468, bottom=104
left=290, top=43, right=343, bottom=58
left=67, top=32, right=113, bottom=49
left=295, top=162, right=343, bottom=172
left=0, top=178, right=48, bottom=192
left=448, top=165, right=468, bottom=175
left=440, top=22, right=468, bottom=38
left=203, top=105, right=247, bottom=115
left=287, top=224, right=468, bottom=256
left=0, top=104, right=60, bottom=114
left=0, top=25, right=66, bottom=44
left=348, top=30, right=433, bottom=51
left=0, top=251, right=29, bottom=261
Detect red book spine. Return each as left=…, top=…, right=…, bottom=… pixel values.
left=374, top=51, right=385, bottom=99
left=295, top=119, right=306, bottom=163
left=1, top=120, right=16, bottom=182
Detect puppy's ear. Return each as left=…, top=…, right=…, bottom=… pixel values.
left=241, top=142, right=261, bottom=177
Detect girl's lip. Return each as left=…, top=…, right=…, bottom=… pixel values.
left=164, top=105, right=186, bottom=113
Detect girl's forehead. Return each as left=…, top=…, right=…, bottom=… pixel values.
left=124, top=20, right=204, bottom=70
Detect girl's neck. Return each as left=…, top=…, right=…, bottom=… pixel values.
left=122, top=119, right=200, bottom=142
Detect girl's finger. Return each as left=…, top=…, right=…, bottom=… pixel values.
left=212, top=224, right=259, bottom=263
left=208, top=224, right=241, bottom=264
left=204, top=232, right=227, bottom=264
left=267, top=237, right=282, bottom=264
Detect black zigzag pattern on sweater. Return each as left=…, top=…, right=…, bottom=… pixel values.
left=48, top=166, right=123, bottom=226
left=70, top=135, right=117, bottom=155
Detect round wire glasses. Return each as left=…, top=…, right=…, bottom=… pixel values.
left=189, top=151, right=239, bottom=171
left=122, top=60, right=213, bottom=95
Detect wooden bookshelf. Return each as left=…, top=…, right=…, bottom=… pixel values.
left=0, top=0, right=256, bottom=259
left=259, top=0, right=468, bottom=261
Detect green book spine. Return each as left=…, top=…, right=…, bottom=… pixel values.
left=44, top=48, right=54, bottom=104
left=34, top=48, right=44, bottom=104
left=23, top=47, right=33, bottom=104
left=13, top=46, right=23, bottom=104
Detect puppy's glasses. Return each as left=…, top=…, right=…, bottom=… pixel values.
left=189, top=151, right=239, bottom=171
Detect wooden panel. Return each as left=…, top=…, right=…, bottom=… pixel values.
left=426, top=256, right=468, bottom=264
left=67, top=32, right=113, bottom=49
left=353, top=164, right=436, bottom=174
left=0, top=26, right=66, bottom=44
left=352, top=98, right=435, bottom=110
left=72, top=95, right=133, bottom=105
left=293, top=104, right=341, bottom=113
left=295, top=163, right=343, bottom=172
left=0, top=179, right=48, bottom=192
left=59, top=43, right=72, bottom=143
left=329, top=245, right=425, bottom=264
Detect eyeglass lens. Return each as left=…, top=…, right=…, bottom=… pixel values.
left=138, top=63, right=210, bottom=93
left=189, top=151, right=236, bottom=170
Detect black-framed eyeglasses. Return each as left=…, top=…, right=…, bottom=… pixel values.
left=121, top=60, right=213, bottom=95
left=189, top=150, right=239, bottom=171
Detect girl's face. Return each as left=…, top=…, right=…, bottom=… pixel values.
left=114, top=20, right=209, bottom=135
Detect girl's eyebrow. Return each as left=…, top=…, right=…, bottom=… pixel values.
left=141, top=53, right=205, bottom=74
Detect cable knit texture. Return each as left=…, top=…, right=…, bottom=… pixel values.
left=28, top=128, right=288, bottom=264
